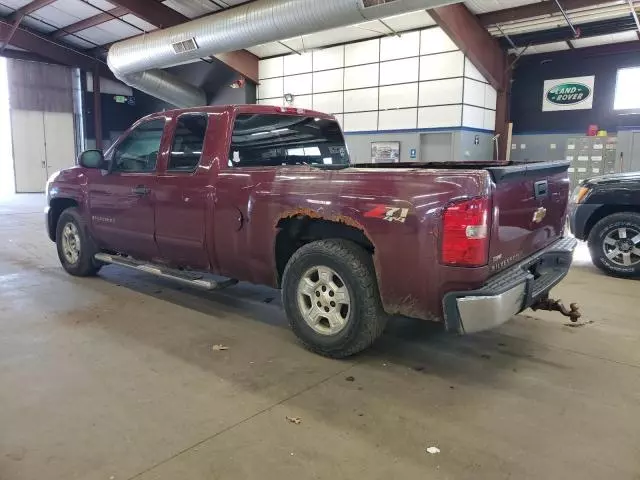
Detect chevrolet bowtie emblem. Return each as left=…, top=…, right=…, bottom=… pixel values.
left=532, top=207, right=547, bottom=224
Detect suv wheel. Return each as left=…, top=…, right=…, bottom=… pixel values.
left=56, top=207, right=101, bottom=277
left=588, top=212, right=640, bottom=278
left=282, top=239, right=387, bottom=358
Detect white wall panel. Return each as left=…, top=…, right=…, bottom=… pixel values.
left=380, top=31, right=420, bottom=61
left=313, top=91, right=343, bottom=114
left=345, top=38, right=379, bottom=66
left=420, top=51, right=464, bottom=80
left=418, top=105, right=462, bottom=128
left=462, top=105, right=485, bottom=129
left=379, top=83, right=418, bottom=109
left=419, top=78, right=463, bottom=106
left=344, top=87, right=378, bottom=112
left=313, top=46, right=344, bottom=71
left=258, top=77, right=283, bottom=100
left=485, top=84, right=497, bottom=110
left=379, top=57, right=419, bottom=85
left=463, top=78, right=485, bottom=107
left=464, top=57, right=486, bottom=83
left=344, top=63, right=379, bottom=90
left=420, top=27, right=458, bottom=55
left=313, top=69, right=343, bottom=93
left=343, top=111, right=378, bottom=132
left=283, top=73, right=312, bottom=96
left=259, top=57, right=283, bottom=79
left=483, top=109, right=496, bottom=131
left=284, top=52, right=312, bottom=75
left=291, top=94, right=313, bottom=110
left=334, top=114, right=344, bottom=129
left=378, top=108, right=417, bottom=130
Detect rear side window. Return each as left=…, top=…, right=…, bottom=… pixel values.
left=168, top=114, right=208, bottom=172
left=229, top=114, right=349, bottom=167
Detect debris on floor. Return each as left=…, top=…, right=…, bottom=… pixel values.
left=564, top=320, right=594, bottom=328
left=426, top=446, right=441, bottom=454
left=286, top=416, right=302, bottom=425
left=345, top=375, right=355, bottom=382
left=211, top=344, right=229, bottom=351
left=263, top=297, right=274, bottom=303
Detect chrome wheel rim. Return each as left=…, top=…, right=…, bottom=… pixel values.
left=297, top=265, right=351, bottom=336
left=61, top=222, right=81, bottom=265
left=603, top=226, right=640, bottom=267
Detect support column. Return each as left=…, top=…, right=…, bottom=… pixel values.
left=92, top=68, right=102, bottom=151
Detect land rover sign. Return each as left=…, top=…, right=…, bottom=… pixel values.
left=542, top=75, right=595, bottom=112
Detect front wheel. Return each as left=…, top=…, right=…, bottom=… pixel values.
left=282, top=239, right=387, bottom=358
left=56, top=207, right=101, bottom=277
left=587, top=212, right=640, bottom=278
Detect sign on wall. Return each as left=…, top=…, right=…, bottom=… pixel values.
left=542, top=75, right=595, bottom=112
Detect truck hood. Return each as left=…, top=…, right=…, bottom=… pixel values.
left=584, top=172, right=640, bottom=186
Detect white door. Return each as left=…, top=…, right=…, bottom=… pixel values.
left=11, top=109, right=47, bottom=193
left=43, top=111, right=76, bottom=178
left=11, top=110, right=76, bottom=193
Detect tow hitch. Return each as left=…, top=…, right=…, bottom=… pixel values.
left=531, top=297, right=581, bottom=323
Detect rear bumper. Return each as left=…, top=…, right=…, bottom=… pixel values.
left=443, top=236, right=577, bottom=334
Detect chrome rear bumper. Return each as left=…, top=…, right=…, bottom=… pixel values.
left=443, top=237, right=577, bottom=334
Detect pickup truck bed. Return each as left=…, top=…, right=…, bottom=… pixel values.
left=46, top=104, right=576, bottom=357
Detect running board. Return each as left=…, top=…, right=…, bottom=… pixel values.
left=94, top=253, right=238, bottom=291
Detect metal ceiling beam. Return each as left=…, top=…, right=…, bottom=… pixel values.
left=429, top=3, right=507, bottom=91
left=104, top=0, right=259, bottom=83
left=0, top=19, right=113, bottom=78
left=478, top=0, right=609, bottom=26
left=51, top=6, right=130, bottom=39
left=102, top=0, right=188, bottom=29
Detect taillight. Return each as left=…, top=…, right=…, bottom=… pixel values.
left=441, top=197, right=490, bottom=267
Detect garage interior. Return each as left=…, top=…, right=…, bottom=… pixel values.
left=1, top=0, right=640, bottom=478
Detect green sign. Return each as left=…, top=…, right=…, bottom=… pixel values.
left=546, top=82, right=591, bottom=106
left=114, top=95, right=127, bottom=103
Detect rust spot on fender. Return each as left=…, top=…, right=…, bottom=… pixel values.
left=276, top=208, right=368, bottom=233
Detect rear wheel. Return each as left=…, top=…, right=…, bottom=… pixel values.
left=282, top=239, right=387, bottom=358
left=588, top=212, right=640, bottom=278
left=56, top=207, right=101, bottom=277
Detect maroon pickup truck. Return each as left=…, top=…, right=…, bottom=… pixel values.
left=46, top=105, right=577, bottom=357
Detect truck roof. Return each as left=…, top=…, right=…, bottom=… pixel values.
left=143, top=104, right=336, bottom=121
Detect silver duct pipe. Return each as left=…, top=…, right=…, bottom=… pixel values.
left=107, top=0, right=445, bottom=107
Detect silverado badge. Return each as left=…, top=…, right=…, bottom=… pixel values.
left=532, top=207, right=547, bottom=224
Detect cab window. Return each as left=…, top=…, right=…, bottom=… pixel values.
left=112, top=118, right=165, bottom=173
left=168, top=114, right=208, bottom=172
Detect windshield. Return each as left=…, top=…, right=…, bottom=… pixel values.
left=229, top=113, right=350, bottom=167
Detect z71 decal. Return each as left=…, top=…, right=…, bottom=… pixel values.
left=364, top=205, right=409, bottom=223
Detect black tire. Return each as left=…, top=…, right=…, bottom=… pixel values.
left=282, top=239, right=387, bottom=358
left=587, top=212, right=640, bottom=278
left=56, top=207, right=102, bottom=277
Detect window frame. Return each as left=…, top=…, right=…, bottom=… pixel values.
left=166, top=112, right=209, bottom=174
left=109, top=117, right=167, bottom=174
left=614, top=66, right=640, bottom=111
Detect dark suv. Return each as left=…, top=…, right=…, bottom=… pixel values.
left=569, top=172, right=640, bottom=277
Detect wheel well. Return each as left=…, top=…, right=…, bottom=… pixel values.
left=275, top=216, right=374, bottom=286
left=48, top=198, right=78, bottom=241
left=584, top=205, right=640, bottom=239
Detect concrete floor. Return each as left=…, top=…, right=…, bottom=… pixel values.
left=1, top=194, right=639, bottom=480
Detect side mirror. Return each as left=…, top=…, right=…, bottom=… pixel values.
left=78, top=150, right=106, bottom=169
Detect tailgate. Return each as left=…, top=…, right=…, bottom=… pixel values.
left=486, top=161, right=570, bottom=274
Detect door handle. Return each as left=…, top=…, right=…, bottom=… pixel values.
left=132, top=185, right=151, bottom=196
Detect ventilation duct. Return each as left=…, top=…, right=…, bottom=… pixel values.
left=107, top=0, right=448, bottom=108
